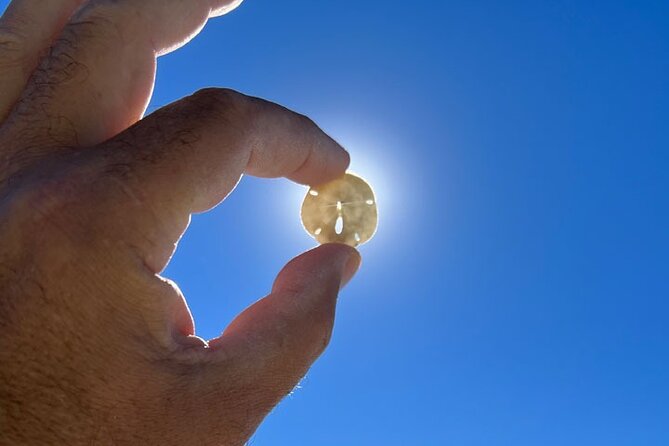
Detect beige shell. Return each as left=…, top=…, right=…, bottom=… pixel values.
left=301, top=173, right=378, bottom=247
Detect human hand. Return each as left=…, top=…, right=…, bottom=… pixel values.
left=0, top=1, right=360, bottom=444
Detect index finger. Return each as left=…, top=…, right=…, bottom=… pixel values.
left=93, top=88, right=349, bottom=272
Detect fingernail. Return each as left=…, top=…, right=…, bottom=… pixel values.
left=340, top=248, right=362, bottom=289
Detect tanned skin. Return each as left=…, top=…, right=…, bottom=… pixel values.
left=0, top=1, right=360, bottom=444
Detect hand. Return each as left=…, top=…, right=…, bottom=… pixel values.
left=0, top=1, right=361, bottom=444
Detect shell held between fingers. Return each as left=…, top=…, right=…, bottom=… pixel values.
left=301, top=173, right=378, bottom=247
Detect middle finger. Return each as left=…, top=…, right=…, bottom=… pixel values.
left=0, top=0, right=242, bottom=169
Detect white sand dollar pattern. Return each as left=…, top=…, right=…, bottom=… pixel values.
left=301, top=173, right=378, bottom=247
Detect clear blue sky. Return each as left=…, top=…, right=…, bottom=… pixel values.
left=160, top=2, right=669, bottom=444
left=5, top=0, right=668, bottom=444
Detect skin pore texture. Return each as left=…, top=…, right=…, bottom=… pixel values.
left=0, top=0, right=361, bottom=444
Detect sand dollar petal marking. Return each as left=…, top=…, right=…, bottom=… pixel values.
left=301, top=173, right=378, bottom=247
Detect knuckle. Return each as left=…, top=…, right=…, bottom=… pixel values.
left=182, top=88, right=252, bottom=148
left=290, top=111, right=322, bottom=143
left=24, top=1, right=127, bottom=93
left=0, top=28, right=27, bottom=68
left=245, top=95, right=320, bottom=139
left=293, top=110, right=317, bottom=128
left=70, top=1, right=126, bottom=39
left=189, top=87, right=249, bottom=120
left=0, top=28, right=23, bottom=53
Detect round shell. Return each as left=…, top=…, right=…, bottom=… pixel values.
left=301, top=173, right=378, bottom=247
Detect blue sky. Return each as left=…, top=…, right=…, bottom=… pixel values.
left=158, top=1, right=668, bottom=444
left=3, top=0, right=667, bottom=444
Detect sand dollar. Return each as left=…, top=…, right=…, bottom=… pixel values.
left=301, top=173, right=378, bottom=247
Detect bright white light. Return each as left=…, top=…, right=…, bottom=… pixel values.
left=339, top=134, right=411, bottom=251
left=268, top=114, right=423, bottom=255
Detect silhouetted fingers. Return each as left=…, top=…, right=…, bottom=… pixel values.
left=95, top=88, right=349, bottom=273
left=194, top=244, right=360, bottom=434
left=0, top=0, right=86, bottom=121
left=0, top=0, right=244, bottom=157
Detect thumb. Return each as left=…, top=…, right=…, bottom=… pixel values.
left=200, top=244, right=361, bottom=419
